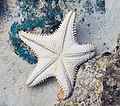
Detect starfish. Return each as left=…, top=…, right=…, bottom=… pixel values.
left=18, top=11, right=96, bottom=100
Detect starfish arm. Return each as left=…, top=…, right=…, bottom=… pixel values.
left=26, top=58, right=57, bottom=87
left=19, top=31, right=58, bottom=57
left=53, top=11, right=77, bottom=52
left=64, top=51, right=95, bottom=68
left=55, top=60, right=72, bottom=99
left=62, top=58, right=78, bottom=88
left=64, top=43, right=96, bottom=57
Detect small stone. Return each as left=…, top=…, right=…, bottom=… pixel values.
left=98, top=36, right=101, bottom=39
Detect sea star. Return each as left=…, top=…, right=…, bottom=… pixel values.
left=18, top=11, right=96, bottom=100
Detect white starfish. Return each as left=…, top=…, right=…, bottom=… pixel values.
left=19, top=11, right=96, bottom=100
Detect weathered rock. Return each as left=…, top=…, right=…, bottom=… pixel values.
left=101, top=36, right=120, bottom=106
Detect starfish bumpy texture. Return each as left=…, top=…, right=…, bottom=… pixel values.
left=19, top=11, right=96, bottom=100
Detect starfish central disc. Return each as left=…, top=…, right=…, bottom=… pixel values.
left=59, top=53, right=64, bottom=59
